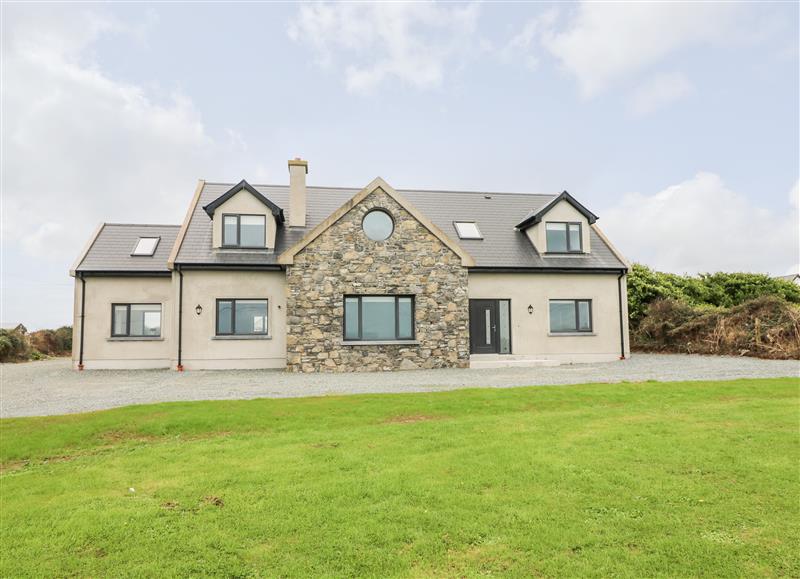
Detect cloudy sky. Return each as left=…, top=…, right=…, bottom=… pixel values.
left=2, top=2, right=798, bottom=329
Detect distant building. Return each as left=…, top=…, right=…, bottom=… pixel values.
left=0, top=323, right=28, bottom=334
left=777, top=273, right=800, bottom=286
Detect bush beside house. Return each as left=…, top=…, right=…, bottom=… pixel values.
left=0, top=326, right=72, bottom=362
left=628, top=264, right=800, bottom=359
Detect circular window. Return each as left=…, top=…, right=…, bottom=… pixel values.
left=362, top=210, right=394, bottom=241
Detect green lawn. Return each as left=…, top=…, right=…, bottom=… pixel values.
left=1, top=378, right=798, bottom=577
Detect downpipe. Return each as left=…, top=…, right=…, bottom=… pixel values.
left=78, top=274, right=86, bottom=370
left=177, top=266, right=184, bottom=371
left=617, top=270, right=626, bottom=360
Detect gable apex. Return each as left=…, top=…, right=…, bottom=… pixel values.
left=202, top=179, right=285, bottom=223
left=278, top=177, right=475, bottom=267
left=516, top=190, right=598, bottom=230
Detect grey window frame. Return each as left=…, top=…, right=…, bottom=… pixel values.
left=343, top=295, right=415, bottom=341
left=221, top=213, right=266, bottom=248
left=545, top=221, right=583, bottom=253
left=215, top=298, right=269, bottom=336
left=549, top=299, right=593, bottom=333
left=110, top=303, right=162, bottom=337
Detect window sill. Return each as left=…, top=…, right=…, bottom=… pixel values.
left=214, top=248, right=273, bottom=253
left=341, top=340, right=419, bottom=346
left=543, top=252, right=587, bottom=257
left=212, top=335, right=272, bottom=340
left=108, top=337, right=163, bottom=342
left=548, top=332, right=596, bottom=337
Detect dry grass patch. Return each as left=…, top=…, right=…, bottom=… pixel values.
left=382, top=414, right=446, bottom=424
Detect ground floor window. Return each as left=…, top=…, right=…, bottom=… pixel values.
left=549, top=299, right=592, bottom=333
left=111, top=304, right=161, bottom=337
left=216, top=299, right=268, bottom=335
left=344, top=295, right=414, bottom=341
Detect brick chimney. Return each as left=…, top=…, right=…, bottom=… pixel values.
left=288, top=157, right=308, bottom=227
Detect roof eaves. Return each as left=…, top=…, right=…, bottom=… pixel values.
left=75, top=270, right=172, bottom=277
left=70, top=223, right=105, bottom=277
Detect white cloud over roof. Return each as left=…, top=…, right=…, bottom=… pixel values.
left=601, top=173, right=799, bottom=275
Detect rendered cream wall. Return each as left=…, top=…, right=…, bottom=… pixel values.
left=71, top=276, right=173, bottom=369
left=525, top=200, right=591, bottom=253
left=211, top=190, right=277, bottom=248
left=175, top=270, right=286, bottom=369
left=468, top=272, right=629, bottom=363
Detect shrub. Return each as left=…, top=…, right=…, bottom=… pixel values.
left=0, top=334, right=14, bottom=361
left=0, top=329, right=30, bottom=362
left=628, top=264, right=800, bottom=327
left=632, top=295, right=800, bottom=360
left=29, top=326, right=72, bottom=356
left=0, top=326, right=71, bottom=362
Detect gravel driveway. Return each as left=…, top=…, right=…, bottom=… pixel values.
left=1, top=354, right=797, bottom=418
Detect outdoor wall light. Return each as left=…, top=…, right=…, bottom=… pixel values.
left=195, top=305, right=203, bottom=316
left=528, top=305, right=534, bottom=315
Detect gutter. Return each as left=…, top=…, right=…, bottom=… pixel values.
left=468, top=266, right=627, bottom=274
left=177, top=266, right=184, bottom=371
left=174, top=264, right=284, bottom=271
left=76, top=271, right=172, bottom=277
left=78, top=274, right=86, bottom=370
left=617, top=270, right=626, bottom=360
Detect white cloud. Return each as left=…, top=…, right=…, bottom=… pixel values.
left=541, top=3, right=747, bottom=97
left=629, top=72, right=693, bottom=116
left=287, top=2, right=480, bottom=94
left=790, top=179, right=799, bottom=210
left=500, top=9, right=558, bottom=71
left=600, top=173, right=799, bottom=276
left=1, top=5, right=226, bottom=263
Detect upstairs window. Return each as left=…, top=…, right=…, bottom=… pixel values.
left=223, top=214, right=266, bottom=248
left=362, top=210, right=394, bottom=241
left=454, top=221, right=482, bottom=239
left=112, top=304, right=161, bottom=337
left=549, top=299, right=592, bottom=333
left=131, top=237, right=159, bottom=256
left=344, top=295, right=414, bottom=341
left=545, top=222, right=582, bottom=253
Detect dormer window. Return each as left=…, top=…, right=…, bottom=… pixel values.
left=545, top=222, right=582, bottom=253
left=131, top=237, right=159, bottom=256
left=222, top=214, right=266, bottom=248
left=454, top=221, right=482, bottom=239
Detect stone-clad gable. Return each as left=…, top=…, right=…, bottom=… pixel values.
left=286, top=188, right=469, bottom=372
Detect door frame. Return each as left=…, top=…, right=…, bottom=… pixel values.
left=469, top=299, right=512, bottom=355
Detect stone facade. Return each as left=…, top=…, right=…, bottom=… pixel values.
left=286, top=188, right=470, bottom=372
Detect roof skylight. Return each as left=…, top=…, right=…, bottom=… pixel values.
left=453, top=221, right=482, bottom=240
left=132, top=237, right=160, bottom=256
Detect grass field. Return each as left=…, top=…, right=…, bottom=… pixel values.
left=1, top=378, right=798, bottom=577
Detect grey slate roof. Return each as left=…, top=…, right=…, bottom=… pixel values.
left=174, top=183, right=626, bottom=270
left=75, top=224, right=180, bottom=273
